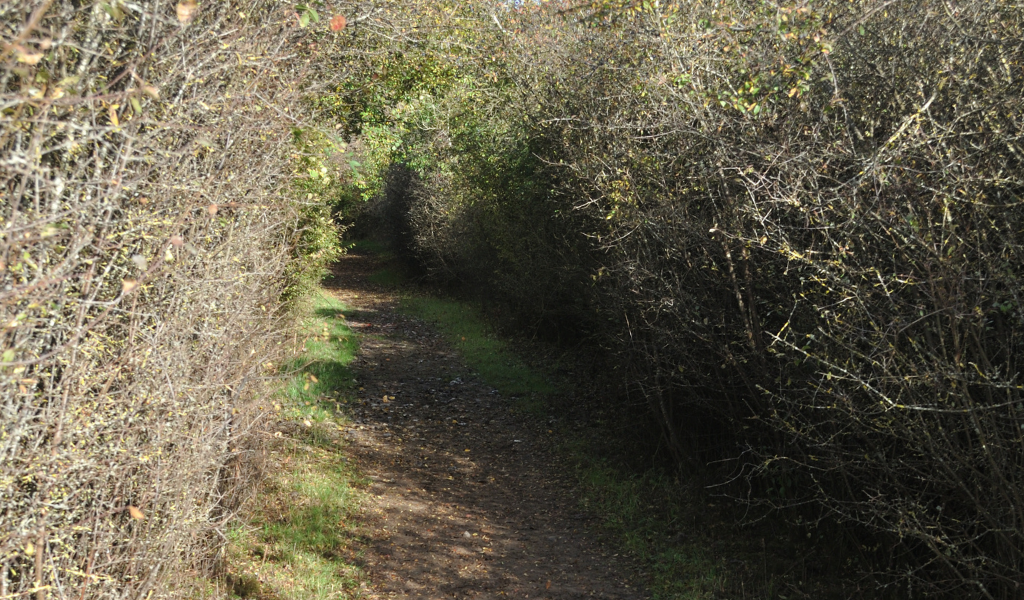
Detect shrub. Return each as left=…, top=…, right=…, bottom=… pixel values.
left=0, top=0, right=344, bottom=596
left=346, top=0, right=1024, bottom=595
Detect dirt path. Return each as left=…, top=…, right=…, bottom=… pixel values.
left=327, top=252, right=646, bottom=600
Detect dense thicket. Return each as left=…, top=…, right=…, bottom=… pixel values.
left=342, top=1, right=1024, bottom=596
left=0, top=1, right=354, bottom=596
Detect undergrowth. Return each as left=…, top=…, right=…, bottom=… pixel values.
left=224, top=292, right=370, bottom=599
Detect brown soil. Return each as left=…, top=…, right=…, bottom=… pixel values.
left=327, top=251, right=647, bottom=600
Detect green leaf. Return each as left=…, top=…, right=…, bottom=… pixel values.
left=101, top=2, right=125, bottom=23
left=299, top=11, right=310, bottom=27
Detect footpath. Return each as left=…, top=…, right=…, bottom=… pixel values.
left=328, top=250, right=647, bottom=599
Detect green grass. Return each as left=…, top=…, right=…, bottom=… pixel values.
left=572, top=457, right=725, bottom=599
left=347, top=238, right=395, bottom=261
left=224, top=290, right=369, bottom=599
left=399, top=295, right=558, bottom=401
left=225, top=447, right=366, bottom=600
left=278, top=292, right=359, bottom=422
left=366, top=267, right=405, bottom=287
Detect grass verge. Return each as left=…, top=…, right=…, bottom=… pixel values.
left=571, top=456, right=726, bottom=599
left=224, top=291, right=370, bottom=599
left=400, top=295, right=558, bottom=401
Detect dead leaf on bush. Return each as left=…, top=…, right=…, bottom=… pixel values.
left=176, top=0, right=197, bottom=24
left=128, top=506, right=145, bottom=520
left=330, top=14, right=346, bottom=31
left=15, top=48, right=44, bottom=65
left=208, top=203, right=218, bottom=216
left=122, top=279, right=138, bottom=293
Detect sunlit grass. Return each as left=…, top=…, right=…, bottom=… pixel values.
left=348, top=238, right=395, bottom=261
left=279, top=292, right=358, bottom=419
left=400, top=295, right=558, bottom=400
left=224, top=290, right=369, bottom=599
left=366, top=267, right=405, bottom=287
